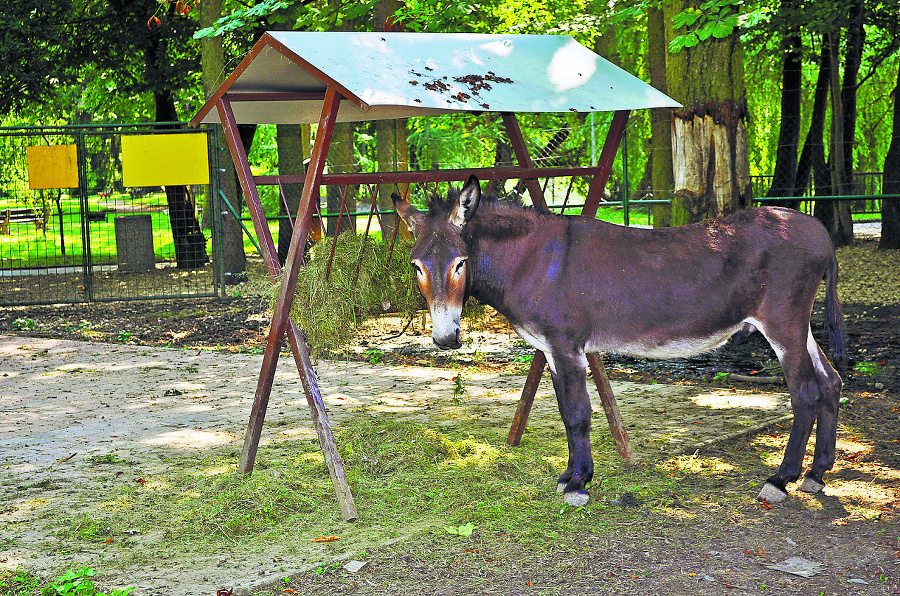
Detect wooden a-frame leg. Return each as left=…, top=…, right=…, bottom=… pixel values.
left=587, top=353, right=633, bottom=462
left=217, top=91, right=357, bottom=522
left=507, top=351, right=547, bottom=446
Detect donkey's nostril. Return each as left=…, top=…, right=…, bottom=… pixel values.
left=433, top=328, right=462, bottom=350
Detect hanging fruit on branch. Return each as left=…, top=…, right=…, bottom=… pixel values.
left=148, top=0, right=199, bottom=28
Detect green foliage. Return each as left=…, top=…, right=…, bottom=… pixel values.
left=669, top=0, right=742, bottom=52
left=0, top=567, right=41, bottom=596
left=12, top=318, right=38, bottom=331
left=42, top=567, right=133, bottom=596
left=194, top=0, right=290, bottom=38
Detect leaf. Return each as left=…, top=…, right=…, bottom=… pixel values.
left=445, top=523, right=475, bottom=536
left=313, top=535, right=341, bottom=542
left=668, top=35, right=690, bottom=52
left=696, top=26, right=715, bottom=41
left=711, top=22, right=735, bottom=38
left=672, top=10, right=702, bottom=29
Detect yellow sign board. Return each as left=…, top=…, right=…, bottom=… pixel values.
left=27, top=144, right=79, bottom=189
left=121, top=133, right=210, bottom=188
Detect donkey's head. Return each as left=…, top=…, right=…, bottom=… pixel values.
left=392, top=175, right=482, bottom=350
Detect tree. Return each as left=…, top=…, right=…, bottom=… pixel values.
left=880, top=62, right=900, bottom=250
left=200, top=0, right=250, bottom=281
left=765, top=0, right=803, bottom=207
left=646, top=3, right=674, bottom=227
left=105, top=0, right=208, bottom=267
left=0, top=0, right=88, bottom=115
left=664, top=0, right=751, bottom=224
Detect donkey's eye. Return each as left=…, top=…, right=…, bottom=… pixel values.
left=411, top=262, right=424, bottom=276
left=454, top=259, right=467, bottom=274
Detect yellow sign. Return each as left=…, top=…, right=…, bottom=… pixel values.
left=27, top=144, right=79, bottom=189
left=121, top=133, right=210, bottom=188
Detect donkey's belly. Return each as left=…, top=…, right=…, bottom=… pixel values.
left=513, top=320, right=750, bottom=366
left=585, top=322, right=749, bottom=360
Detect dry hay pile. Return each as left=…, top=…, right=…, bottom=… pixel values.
left=268, top=232, right=420, bottom=355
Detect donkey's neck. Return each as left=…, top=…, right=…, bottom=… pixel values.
left=465, top=206, right=550, bottom=320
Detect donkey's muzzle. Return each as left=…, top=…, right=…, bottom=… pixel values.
left=433, top=333, right=462, bottom=350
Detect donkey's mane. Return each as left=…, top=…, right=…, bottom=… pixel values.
left=425, top=185, right=545, bottom=220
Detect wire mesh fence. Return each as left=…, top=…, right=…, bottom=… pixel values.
left=0, top=124, right=221, bottom=306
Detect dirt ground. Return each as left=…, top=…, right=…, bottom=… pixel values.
left=1, top=245, right=899, bottom=595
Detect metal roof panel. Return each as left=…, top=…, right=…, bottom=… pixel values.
left=192, top=32, right=679, bottom=125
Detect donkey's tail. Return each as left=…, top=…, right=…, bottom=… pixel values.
left=824, top=250, right=849, bottom=373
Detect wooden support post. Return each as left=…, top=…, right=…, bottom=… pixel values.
left=217, top=91, right=357, bottom=521
left=587, top=353, right=633, bottom=462
left=502, top=110, right=634, bottom=462
left=501, top=112, right=547, bottom=210
left=506, top=351, right=546, bottom=446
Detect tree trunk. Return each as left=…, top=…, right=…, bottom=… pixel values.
left=665, top=0, right=751, bottom=225
left=795, top=38, right=831, bottom=197
left=493, top=116, right=514, bottom=195
left=879, top=62, right=900, bottom=250
left=766, top=10, right=802, bottom=208
left=375, top=118, right=408, bottom=239
left=200, top=0, right=246, bottom=283
left=816, top=31, right=854, bottom=246
left=325, top=122, right=358, bottom=237
left=842, top=1, right=865, bottom=194
left=150, top=75, right=208, bottom=270
left=374, top=0, right=408, bottom=240
left=276, top=124, right=307, bottom=265
left=647, top=3, right=673, bottom=227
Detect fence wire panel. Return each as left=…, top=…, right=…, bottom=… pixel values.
left=0, top=124, right=220, bottom=306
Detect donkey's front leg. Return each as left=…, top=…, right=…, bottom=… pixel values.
left=549, top=352, right=594, bottom=507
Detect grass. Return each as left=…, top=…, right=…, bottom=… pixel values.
left=8, top=388, right=895, bottom=594
left=0, top=566, right=134, bottom=596
left=16, top=411, right=679, bottom=576
left=0, top=567, right=41, bottom=596
left=0, top=193, right=195, bottom=269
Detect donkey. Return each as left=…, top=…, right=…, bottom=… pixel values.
left=393, top=175, right=847, bottom=507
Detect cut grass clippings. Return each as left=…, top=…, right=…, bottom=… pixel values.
left=20, top=411, right=680, bottom=575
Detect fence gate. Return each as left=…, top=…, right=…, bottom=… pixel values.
left=0, top=124, right=222, bottom=305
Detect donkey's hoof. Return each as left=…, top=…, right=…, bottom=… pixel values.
left=562, top=491, right=590, bottom=508
left=556, top=482, right=567, bottom=494
left=798, top=476, right=825, bottom=494
left=758, top=482, right=788, bottom=504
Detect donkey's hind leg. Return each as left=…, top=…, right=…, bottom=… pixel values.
left=756, top=324, right=822, bottom=504
left=798, top=330, right=843, bottom=494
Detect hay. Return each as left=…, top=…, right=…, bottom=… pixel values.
left=270, top=232, right=419, bottom=355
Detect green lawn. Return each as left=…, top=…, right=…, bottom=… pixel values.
left=1, top=194, right=184, bottom=269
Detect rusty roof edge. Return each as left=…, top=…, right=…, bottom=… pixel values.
left=190, top=35, right=270, bottom=127
left=262, top=34, right=370, bottom=112
left=189, top=33, right=369, bottom=128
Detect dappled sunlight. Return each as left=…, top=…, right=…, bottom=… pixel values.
left=196, top=464, right=235, bottom=477
left=439, top=437, right=504, bottom=470
left=817, top=478, right=898, bottom=512
left=141, top=429, right=235, bottom=449
left=690, top=389, right=784, bottom=410
left=663, top=452, right=738, bottom=476
left=275, top=427, right=317, bottom=440
left=542, top=455, right=568, bottom=472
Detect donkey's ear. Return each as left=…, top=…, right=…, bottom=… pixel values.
left=451, top=175, right=481, bottom=227
left=392, top=192, right=425, bottom=237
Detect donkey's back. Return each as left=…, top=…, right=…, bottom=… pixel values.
left=540, top=206, right=845, bottom=363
